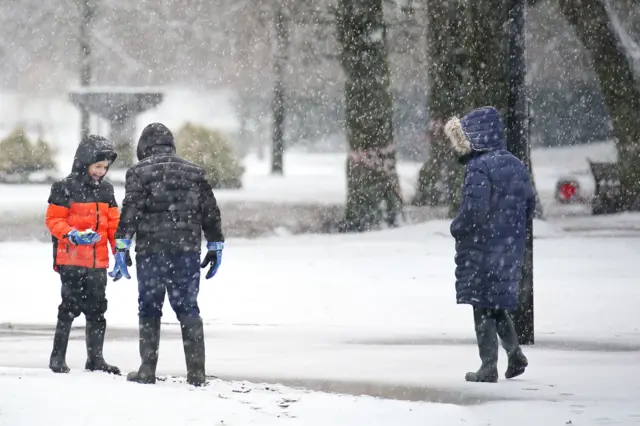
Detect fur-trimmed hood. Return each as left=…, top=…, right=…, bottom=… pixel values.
left=444, top=106, right=507, bottom=156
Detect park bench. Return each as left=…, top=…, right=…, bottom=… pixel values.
left=588, top=159, right=623, bottom=215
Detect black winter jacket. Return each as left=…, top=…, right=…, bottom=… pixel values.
left=115, top=123, right=224, bottom=255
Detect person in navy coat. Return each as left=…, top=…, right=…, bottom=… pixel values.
left=444, top=106, right=535, bottom=383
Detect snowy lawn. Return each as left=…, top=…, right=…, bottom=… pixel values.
left=0, top=151, right=421, bottom=214
left=0, top=219, right=637, bottom=342
left=0, top=141, right=618, bottom=217
left=0, top=219, right=639, bottom=424
left=0, top=343, right=637, bottom=426
left=0, top=366, right=471, bottom=426
left=2, top=86, right=637, bottom=426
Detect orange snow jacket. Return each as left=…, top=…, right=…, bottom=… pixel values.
left=45, top=135, right=120, bottom=270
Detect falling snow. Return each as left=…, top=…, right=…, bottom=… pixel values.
left=0, top=0, right=639, bottom=425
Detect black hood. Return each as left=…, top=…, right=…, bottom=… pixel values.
left=71, top=134, right=117, bottom=176
left=136, top=122, right=176, bottom=161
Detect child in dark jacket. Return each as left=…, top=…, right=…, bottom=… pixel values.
left=109, top=123, right=224, bottom=387
left=45, top=134, right=123, bottom=375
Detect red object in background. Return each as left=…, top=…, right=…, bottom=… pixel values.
left=559, top=182, right=577, bottom=201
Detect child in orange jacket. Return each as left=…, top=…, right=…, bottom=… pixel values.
left=45, top=134, right=124, bottom=375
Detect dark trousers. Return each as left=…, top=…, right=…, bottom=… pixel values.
left=473, top=307, right=512, bottom=323
left=472, top=306, right=520, bottom=353
left=57, top=266, right=108, bottom=322
left=136, top=252, right=201, bottom=320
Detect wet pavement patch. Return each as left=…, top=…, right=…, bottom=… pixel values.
left=348, top=335, right=640, bottom=352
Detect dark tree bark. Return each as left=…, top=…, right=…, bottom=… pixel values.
left=448, top=0, right=542, bottom=218
left=79, top=0, right=96, bottom=141
left=506, top=0, right=534, bottom=344
left=447, top=0, right=512, bottom=217
left=560, top=0, right=640, bottom=209
left=337, top=0, right=401, bottom=231
left=413, top=0, right=467, bottom=209
left=271, top=3, right=289, bottom=175
left=465, top=1, right=510, bottom=113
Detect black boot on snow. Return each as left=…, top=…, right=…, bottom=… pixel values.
left=465, top=308, right=499, bottom=383
left=505, top=349, right=528, bottom=379
left=127, top=317, right=161, bottom=385
left=180, top=317, right=207, bottom=387
left=50, top=318, right=72, bottom=373
left=85, top=320, right=121, bottom=375
left=494, top=310, right=528, bottom=379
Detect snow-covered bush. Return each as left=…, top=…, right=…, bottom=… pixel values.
left=31, top=138, right=57, bottom=171
left=0, top=127, right=56, bottom=175
left=175, top=122, right=243, bottom=189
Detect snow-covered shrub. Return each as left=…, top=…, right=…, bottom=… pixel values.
left=31, top=138, right=57, bottom=171
left=0, top=127, right=56, bottom=174
left=175, top=122, right=243, bottom=189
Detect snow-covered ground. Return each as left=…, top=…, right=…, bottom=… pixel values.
left=1, top=219, right=638, bottom=341
left=0, top=151, right=422, bottom=215
left=0, top=88, right=637, bottom=425
left=0, top=141, right=615, bottom=218
left=1, top=344, right=637, bottom=426
left=0, top=219, right=639, bottom=425
left=0, top=367, right=469, bottom=426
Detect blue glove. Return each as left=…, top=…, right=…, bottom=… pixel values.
left=108, top=239, right=132, bottom=281
left=201, top=242, right=223, bottom=279
left=68, top=229, right=101, bottom=245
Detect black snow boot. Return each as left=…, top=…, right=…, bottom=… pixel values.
left=180, top=317, right=207, bottom=387
left=465, top=308, right=499, bottom=383
left=495, top=311, right=528, bottom=379
left=127, top=317, right=161, bottom=384
left=85, top=320, right=121, bottom=375
left=50, top=318, right=73, bottom=373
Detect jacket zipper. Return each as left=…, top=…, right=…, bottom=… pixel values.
left=93, top=202, right=99, bottom=268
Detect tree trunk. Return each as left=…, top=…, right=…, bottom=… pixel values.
left=337, top=0, right=400, bottom=232
left=506, top=0, right=535, bottom=344
left=271, top=4, right=288, bottom=175
left=447, top=0, right=542, bottom=217
left=237, top=94, right=251, bottom=158
left=79, top=0, right=95, bottom=141
left=559, top=0, right=640, bottom=209
left=414, top=0, right=467, bottom=209
left=448, top=0, right=510, bottom=217
left=465, top=1, right=510, bottom=113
